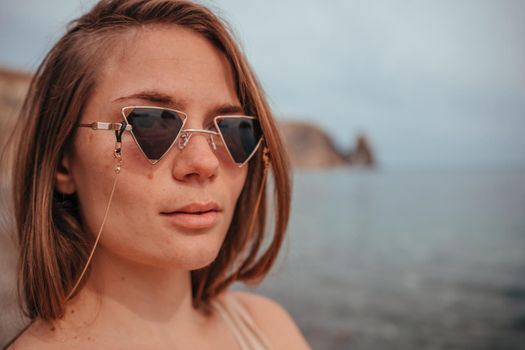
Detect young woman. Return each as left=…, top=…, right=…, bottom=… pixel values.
left=5, top=0, right=309, bottom=348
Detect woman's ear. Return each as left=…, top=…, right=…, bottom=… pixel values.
left=55, top=153, right=76, bottom=194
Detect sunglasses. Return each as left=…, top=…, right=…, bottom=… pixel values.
left=78, top=106, right=264, bottom=167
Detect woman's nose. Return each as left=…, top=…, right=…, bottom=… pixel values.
left=171, top=131, right=219, bottom=182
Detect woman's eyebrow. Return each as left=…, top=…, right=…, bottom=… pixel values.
left=112, top=91, right=185, bottom=107
left=112, top=91, right=244, bottom=115
left=212, top=103, right=244, bottom=115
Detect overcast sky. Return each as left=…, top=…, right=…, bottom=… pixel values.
left=1, top=0, right=524, bottom=169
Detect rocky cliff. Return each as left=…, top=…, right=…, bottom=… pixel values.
left=279, top=120, right=375, bottom=169
left=0, top=67, right=376, bottom=169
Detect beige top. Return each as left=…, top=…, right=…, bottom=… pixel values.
left=212, top=294, right=273, bottom=350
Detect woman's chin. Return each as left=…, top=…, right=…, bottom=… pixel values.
left=148, top=241, right=224, bottom=271
left=97, top=226, right=228, bottom=271
left=176, top=249, right=221, bottom=271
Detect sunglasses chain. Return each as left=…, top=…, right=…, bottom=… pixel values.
left=66, top=123, right=127, bottom=300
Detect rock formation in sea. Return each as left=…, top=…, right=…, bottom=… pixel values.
left=280, top=120, right=375, bottom=169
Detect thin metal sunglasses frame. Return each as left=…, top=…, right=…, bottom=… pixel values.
left=77, top=105, right=264, bottom=167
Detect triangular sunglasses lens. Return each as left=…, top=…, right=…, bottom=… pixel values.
left=217, top=117, right=262, bottom=164
left=126, top=107, right=184, bottom=161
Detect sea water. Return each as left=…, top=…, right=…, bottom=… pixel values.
left=249, top=167, right=525, bottom=350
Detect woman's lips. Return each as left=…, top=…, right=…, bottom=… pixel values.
left=161, top=202, right=221, bottom=230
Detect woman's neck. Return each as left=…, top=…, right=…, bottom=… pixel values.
left=59, top=246, right=206, bottom=339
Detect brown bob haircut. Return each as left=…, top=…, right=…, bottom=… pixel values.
left=9, top=0, right=291, bottom=320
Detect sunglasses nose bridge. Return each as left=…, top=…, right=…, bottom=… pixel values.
left=177, top=129, right=217, bottom=151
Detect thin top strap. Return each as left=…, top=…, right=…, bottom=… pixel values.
left=212, top=293, right=273, bottom=350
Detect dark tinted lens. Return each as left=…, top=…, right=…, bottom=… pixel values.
left=126, top=108, right=184, bottom=160
left=217, top=118, right=262, bottom=163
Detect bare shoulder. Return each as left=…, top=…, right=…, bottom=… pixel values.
left=228, top=290, right=311, bottom=349
left=6, top=333, right=43, bottom=350
left=6, top=320, right=64, bottom=350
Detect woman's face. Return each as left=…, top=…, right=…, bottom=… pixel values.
left=58, top=25, right=248, bottom=270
